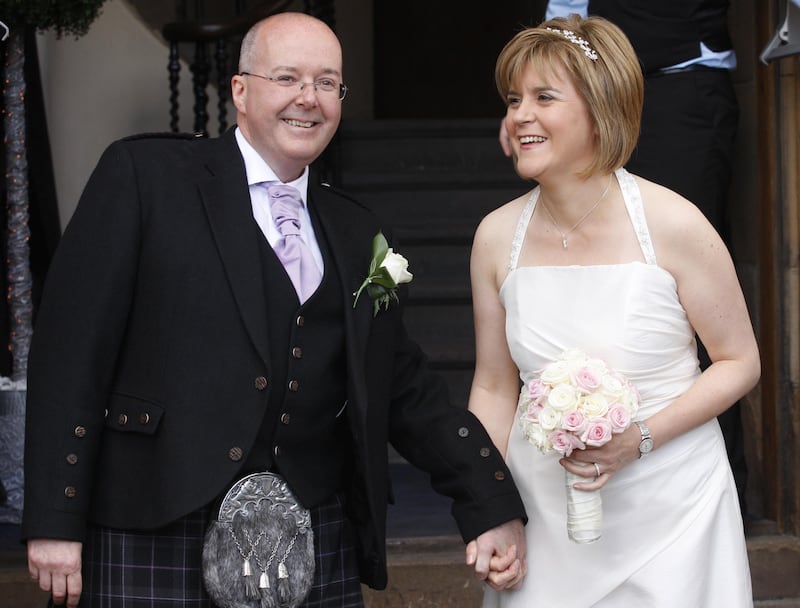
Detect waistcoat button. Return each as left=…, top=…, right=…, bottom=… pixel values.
left=480, top=447, right=491, bottom=458
left=288, top=380, right=299, bottom=392
left=139, top=413, right=150, bottom=425
left=494, top=471, right=506, bottom=481
left=457, top=426, right=469, bottom=438
left=280, top=413, right=291, bottom=425
left=117, top=414, right=128, bottom=426
left=228, top=447, right=243, bottom=461
left=296, top=315, right=305, bottom=327
left=274, top=445, right=283, bottom=458
left=74, top=426, right=87, bottom=438
left=66, top=453, right=78, bottom=465
left=255, top=376, right=268, bottom=391
left=64, top=486, right=77, bottom=498
left=291, top=346, right=303, bottom=359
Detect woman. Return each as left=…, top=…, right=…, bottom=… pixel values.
left=468, top=15, right=759, bottom=607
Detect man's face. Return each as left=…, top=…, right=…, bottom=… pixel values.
left=232, top=19, right=343, bottom=182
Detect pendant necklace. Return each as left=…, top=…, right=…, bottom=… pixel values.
left=540, top=174, right=613, bottom=249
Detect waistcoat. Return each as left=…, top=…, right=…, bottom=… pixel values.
left=242, top=213, right=351, bottom=508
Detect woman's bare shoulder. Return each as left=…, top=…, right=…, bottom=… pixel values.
left=475, top=189, right=534, bottom=241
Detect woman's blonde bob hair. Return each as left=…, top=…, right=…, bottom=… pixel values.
left=495, top=15, right=643, bottom=177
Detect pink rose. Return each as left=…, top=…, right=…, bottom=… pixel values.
left=607, top=404, right=632, bottom=433
left=549, top=429, right=585, bottom=457
left=527, top=378, right=550, bottom=405
left=581, top=418, right=613, bottom=447
left=562, top=409, right=588, bottom=434
left=573, top=367, right=601, bottom=393
left=522, top=403, right=544, bottom=424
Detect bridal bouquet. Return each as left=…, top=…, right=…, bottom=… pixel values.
left=518, top=349, right=640, bottom=543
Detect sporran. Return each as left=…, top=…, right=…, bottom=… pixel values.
left=202, top=472, right=314, bottom=608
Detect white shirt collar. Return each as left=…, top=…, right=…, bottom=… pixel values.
left=234, top=127, right=310, bottom=205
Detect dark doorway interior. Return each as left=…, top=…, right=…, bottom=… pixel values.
left=373, top=1, right=546, bottom=119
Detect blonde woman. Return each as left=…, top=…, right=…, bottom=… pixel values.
left=468, top=15, right=759, bottom=607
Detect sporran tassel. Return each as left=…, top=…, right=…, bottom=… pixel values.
left=245, top=578, right=260, bottom=599
left=260, top=585, right=277, bottom=608
left=244, top=561, right=259, bottom=599
left=259, top=570, right=270, bottom=589
left=277, top=562, right=290, bottom=607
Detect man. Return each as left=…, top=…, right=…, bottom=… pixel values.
left=24, top=12, right=526, bottom=608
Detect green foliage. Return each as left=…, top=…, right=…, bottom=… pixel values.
left=0, top=0, right=108, bottom=38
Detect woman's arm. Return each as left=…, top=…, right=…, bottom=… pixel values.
left=467, top=215, right=523, bottom=458
left=565, top=186, right=760, bottom=487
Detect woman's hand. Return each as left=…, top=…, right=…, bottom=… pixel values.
left=559, top=424, right=642, bottom=490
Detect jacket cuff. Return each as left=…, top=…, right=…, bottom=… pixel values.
left=453, top=489, right=528, bottom=544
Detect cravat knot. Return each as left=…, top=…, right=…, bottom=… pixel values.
left=268, top=184, right=304, bottom=238
left=264, top=183, right=321, bottom=303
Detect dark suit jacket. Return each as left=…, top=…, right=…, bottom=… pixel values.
left=588, top=0, right=733, bottom=72
left=21, top=128, right=525, bottom=588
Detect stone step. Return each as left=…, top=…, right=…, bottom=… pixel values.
left=335, top=118, right=525, bottom=190
left=3, top=536, right=799, bottom=608
left=360, top=534, right=800, bottom=608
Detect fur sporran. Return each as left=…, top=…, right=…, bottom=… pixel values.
left=202, top=472, right=315, bottom=608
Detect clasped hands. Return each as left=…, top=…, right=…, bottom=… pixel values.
left=465, top=518, right=527, bottom=590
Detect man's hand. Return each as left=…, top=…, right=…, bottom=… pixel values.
left=28, top=538, right=83, bottom=607
left=465, top=518, right=527, bottom=590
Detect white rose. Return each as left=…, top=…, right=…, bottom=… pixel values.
left=582, top=392, right=610, bottom=418
left=547, top=383, right=579, bottom=411
left=380, top=249, right=413, bottom=285
left=540, top=360, right=571, bottom=385
left=537, top=406, right=561, bottom=431
left=522, top=422, right=552, bottom=453
left=600, top=374, right=625, bottom=399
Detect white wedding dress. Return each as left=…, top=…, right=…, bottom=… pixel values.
left=483, top=168, right=752, bottom=607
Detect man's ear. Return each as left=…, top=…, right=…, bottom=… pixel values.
left=231, top=74, right=247, bottom=113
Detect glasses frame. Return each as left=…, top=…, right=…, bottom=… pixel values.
left=240, top=71, right=348, bottom=100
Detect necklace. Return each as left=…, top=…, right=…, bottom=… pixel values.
left=540, top=175, right=613, bottom=249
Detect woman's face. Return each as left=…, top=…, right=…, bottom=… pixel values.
left=503, top=61, right=597, bottom=183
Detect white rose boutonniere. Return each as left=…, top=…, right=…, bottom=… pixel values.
left=353, top=231, right=413, bottom=316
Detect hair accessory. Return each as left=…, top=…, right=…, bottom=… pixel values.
left=546, top=27, right=598, bottom=61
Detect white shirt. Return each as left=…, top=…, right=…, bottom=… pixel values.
left=545, top=0, right=737, bottom=69
left=234, top=127, right=324, bottom=274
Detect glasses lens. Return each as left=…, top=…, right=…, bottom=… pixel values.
left=313, top=79, right=337, bottom=93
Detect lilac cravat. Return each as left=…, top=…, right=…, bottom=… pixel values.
left=267, top=183, right=322, bottom=303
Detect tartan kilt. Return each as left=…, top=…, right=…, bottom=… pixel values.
left=80, top=493, right=363, bottom=607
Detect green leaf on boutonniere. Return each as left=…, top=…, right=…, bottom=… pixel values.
left=353, top=231, right=413, bottom=317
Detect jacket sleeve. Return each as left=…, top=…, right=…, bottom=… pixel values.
left=22, top=140, right=143, bottom=542
left=379, top=291, right=527, bottom=543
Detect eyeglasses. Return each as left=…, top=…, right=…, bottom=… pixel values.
left=240, top=72, right=348, bottom=100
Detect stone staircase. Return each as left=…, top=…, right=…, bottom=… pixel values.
left=331, top=118, right=529, bottom=409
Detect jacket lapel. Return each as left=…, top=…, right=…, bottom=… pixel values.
left=310, top=182, right=374, bottom=353
left=197, top=131, right=270, bottom=365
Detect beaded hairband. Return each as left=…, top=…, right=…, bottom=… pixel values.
left=545, top=27, right=599, bottom=61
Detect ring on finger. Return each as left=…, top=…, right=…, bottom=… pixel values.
left=593, top=462, right=601, bottom=477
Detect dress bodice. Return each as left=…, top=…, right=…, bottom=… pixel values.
left=499, top=168, right=700, bottom=418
